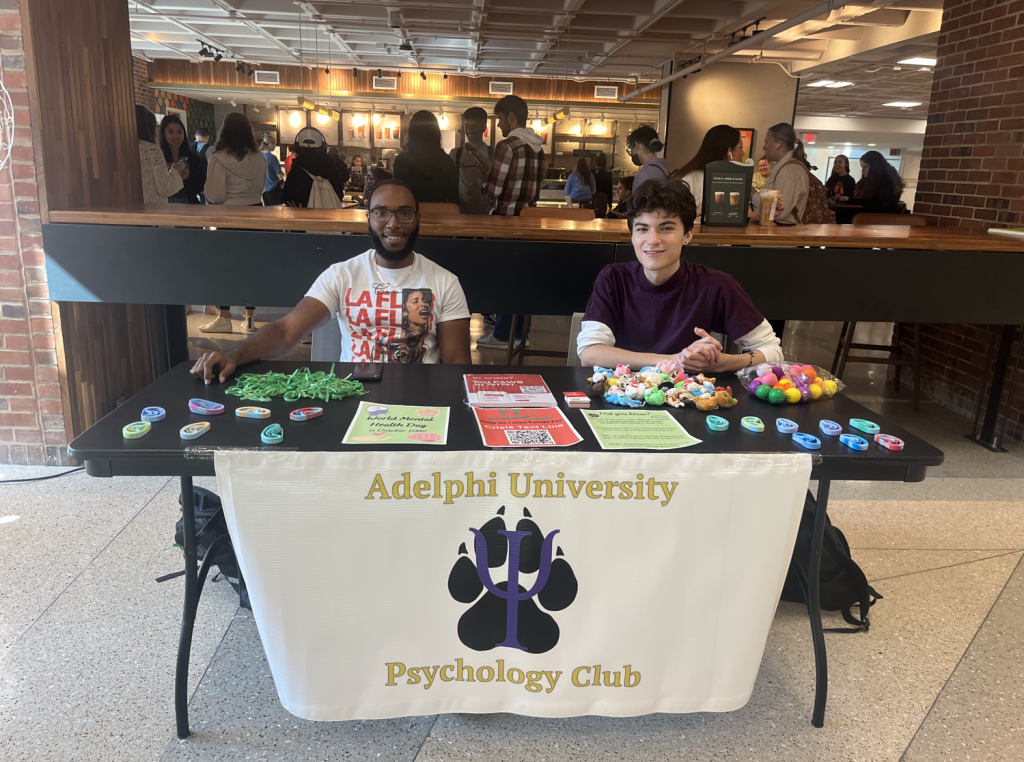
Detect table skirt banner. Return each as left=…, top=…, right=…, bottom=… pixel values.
left=214, top=450, right=811, bottom=721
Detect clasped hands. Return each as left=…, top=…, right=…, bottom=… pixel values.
left=671, top=328, right=725, bottom=372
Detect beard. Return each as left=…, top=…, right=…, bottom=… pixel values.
left=369, top=225, right=420, bottom=262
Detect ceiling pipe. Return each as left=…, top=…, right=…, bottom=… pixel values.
left=618, top=0, right=847, bottom=102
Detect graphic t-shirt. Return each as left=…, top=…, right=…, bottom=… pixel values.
left=306, top=250, right=470, bottom=363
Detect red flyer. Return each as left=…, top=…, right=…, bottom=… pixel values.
left=473, top=407, right=583, bottom=448
left=464, top=374, right=557, bottom=408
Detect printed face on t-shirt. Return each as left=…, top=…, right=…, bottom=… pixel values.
left=346, top=285, right=436, bottom=363
left=631, top=210, right=695, bottom=282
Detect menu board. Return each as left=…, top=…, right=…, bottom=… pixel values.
left=702, top=160, right=754, bottom=228
left=342, top=113, right=372, bottom=149
left=373, top=114, right=402, bottom=149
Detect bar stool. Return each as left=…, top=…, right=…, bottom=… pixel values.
left=505, top=207, right=597, bottom=363
left=832, top=323, right=921, bottom=410
left=832, top=213, right=927, bottom=411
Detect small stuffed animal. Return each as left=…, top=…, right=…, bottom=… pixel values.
left=613, top=364, right=631, bottom=378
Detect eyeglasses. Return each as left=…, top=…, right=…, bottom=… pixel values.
left=369, top=208, right=418, bottom=223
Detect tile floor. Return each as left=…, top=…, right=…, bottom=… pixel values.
left=1, top=319, right=1021, bottom=761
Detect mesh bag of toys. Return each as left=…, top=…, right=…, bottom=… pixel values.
left=734, top=361, right=845, bottom=405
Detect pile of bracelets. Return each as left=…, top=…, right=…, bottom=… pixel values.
left=225, top=364, right=366, bottom=403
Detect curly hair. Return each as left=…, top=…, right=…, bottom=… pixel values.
left=626, top=178, right=698, bottom=233
left=214, top=112, right=258, bottom=160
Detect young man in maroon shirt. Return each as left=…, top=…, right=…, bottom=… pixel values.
left=577, top=178, right=783, bottom=372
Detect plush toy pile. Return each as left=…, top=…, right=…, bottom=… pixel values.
left=586, top=360, right=738, bottom=411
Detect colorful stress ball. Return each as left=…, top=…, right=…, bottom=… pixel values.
left=823, top=380, right=839, bottom=397
left=784, top=387, right=802, bottom=404
left=761, top=372, right=778, bottom=387
left=803, top=367, right=818, bottom=383
left=776, top=377, right=793, bottom=390
left=799, top=387, right=812, bottom=402
left=748, top=379, right=763, bottom=394
left=809, top=383, right=823, bottom=400
left=771, top=365, right=784, bottom=379
left=755, top=363, right=772, bottom=376
left=755, top=384, right=773, bottom=401
left=768, top=387, right=787, bottom=404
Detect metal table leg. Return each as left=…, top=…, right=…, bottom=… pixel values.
left=808, top=479, right=830, bottom=728
left=175, top=476, right=198, bottom=739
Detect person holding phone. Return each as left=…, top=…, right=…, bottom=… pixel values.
left=190, top=180, right=473, bottom=384
left=158, top=114, right=206, bottom=204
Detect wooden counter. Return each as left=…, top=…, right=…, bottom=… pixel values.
left=48, top=205, right=1024, bottom=252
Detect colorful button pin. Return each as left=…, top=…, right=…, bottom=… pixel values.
left=180, top=422, right=210, bottom=440
left=776, top=418, right=799, bottom=434
left=849, top=418, right=880, bottom=435
left=189, top=399, right=225, bottom=416
left=819, top=419, right=842, bottom=437
left=741, top=416, right=765, bottom=432
left=290, top=407, right=324, bottom=422
left=123, top=421, right=151, bottom=440
left=793, top=433, right=821, bottom=450
left=840, top=433, right=869, bottom=451
left=141, top=406, right=166, bottom=422
left=235, top=406, right=271, bottom=419
left=261, top=423, right=284, bottom=445
left=875, top=433, right=905, bottom=451
left=706, top=415, right=729, bottom=431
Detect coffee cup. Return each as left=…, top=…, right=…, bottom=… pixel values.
left=729, top=191, right=740, bottom=206
left=714, top=191, right=724, bottom=205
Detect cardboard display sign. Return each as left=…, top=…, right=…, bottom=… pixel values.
left=702, top=161, right=754, bottom=227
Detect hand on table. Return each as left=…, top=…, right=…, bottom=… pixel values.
left=673, top=328, right=723, bottom=372
left=190, top=351, right=237, bottom=385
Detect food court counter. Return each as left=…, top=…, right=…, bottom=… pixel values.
left=46, top=205, right=1024, bottom=252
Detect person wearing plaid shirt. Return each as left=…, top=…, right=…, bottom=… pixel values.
left=464, top=95, right=546, bottom=217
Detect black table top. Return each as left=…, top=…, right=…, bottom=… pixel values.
left=69, top=362, right=944, bottom=481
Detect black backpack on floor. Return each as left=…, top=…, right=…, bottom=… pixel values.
left=172, top=486, right=250, bottom=610
left=781, top=491, right=880, bottom=632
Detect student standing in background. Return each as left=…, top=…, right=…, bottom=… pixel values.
left=136, top=105, right=184, bottom=204
left=449, top=107, right=493, bottom=215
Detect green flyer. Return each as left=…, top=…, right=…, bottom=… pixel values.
left=581, top=409, right=703, bottom=450
left=342, top=401, right=450, bottom=445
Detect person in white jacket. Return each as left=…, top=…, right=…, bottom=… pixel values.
left=204, top=112, right=266, bottom=206
left=136, top=105, right=184, bottom=204
left=200, top=112, right=266, bottom=333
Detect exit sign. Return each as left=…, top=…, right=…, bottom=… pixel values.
left=802, top=133, right=816, bottom=144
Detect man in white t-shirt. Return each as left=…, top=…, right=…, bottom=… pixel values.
left=191, top=180, right=472, bottom=383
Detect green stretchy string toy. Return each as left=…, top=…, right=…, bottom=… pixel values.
left=225, top=364, right=367, bottom=403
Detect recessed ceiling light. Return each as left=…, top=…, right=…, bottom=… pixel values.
left=868, top=143, right=876, bottom=146
left=898, top=57, right=936, bottom=66
left=807, top=80, right=835, bottom=88
left=827, top=146, right=835, bottom=149
left=825, top=81, right=853, bottom=88
left=883, top=101, right=922, bottom=107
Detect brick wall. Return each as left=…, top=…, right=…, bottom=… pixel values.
left=914, top=0, right=1024, bottom=226
left=132, top=55, right=155, bottom=111
left=904, top=0, right=1024, bottom=442
left=0, top=5, right=66, bottom=465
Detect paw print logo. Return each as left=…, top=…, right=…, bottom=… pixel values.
left=447, top=507, right=578, bottom=654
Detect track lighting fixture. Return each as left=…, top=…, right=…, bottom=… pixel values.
left=396, top=71, right=402, bottom=78
left=443, top=72, right=448, bottom=79
left=324, top=67, right=330, bottom=74
left=235, top=61, right=245, bottom=74
left=214, top=53, right=222, bottom=62
left=420, top=70, right=426, bottom=80
left=229, top=98, right=236, bottom=107
left=352, top=67, right=358, bottom=77
left=377, top=68, right=382, bottom=78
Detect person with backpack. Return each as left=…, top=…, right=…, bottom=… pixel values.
left=449, top=107, right=492, bottom=215
left=753, top=123, right=812, bottom=224
left=393, top=111, right=459, bottom=205
left=282, top=127, right=349, bottom=208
